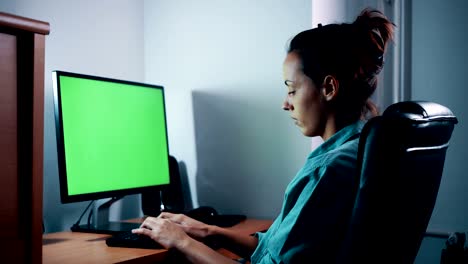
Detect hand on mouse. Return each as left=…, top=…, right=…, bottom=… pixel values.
left=132, top=216, right=191, bottom=249
left=158, top=212, right=215, bottom=239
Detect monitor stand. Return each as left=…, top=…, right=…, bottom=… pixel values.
left=71, top=196, right=141, bottom=235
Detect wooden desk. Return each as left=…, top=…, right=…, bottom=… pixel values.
left=43, top=219, right=272, bottom=264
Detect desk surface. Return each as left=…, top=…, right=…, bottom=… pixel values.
left=43, top=219, right=272, bottom=264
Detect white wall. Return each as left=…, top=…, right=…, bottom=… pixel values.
left=144, top=0, right=312, bottom=218
left=312, top=0, right=347, bottom=26
left=1, top=0, right=312, bottom=231
left=0, top=0, right=145, bottom=233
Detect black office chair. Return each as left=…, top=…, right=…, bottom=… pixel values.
left=337, top=101, right=458, bottom=263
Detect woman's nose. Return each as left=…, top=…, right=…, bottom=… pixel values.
left=282, top=98, right=292, bottom=111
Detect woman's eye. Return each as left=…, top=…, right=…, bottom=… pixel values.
left=288, top=91, right=296, bottom=96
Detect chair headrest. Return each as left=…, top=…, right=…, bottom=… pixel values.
left=383, top=101, right=458, bottom=124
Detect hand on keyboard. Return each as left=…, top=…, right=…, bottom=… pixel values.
left=106, top=231, right=163, bottom=249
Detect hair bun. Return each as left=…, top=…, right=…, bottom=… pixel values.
left=351, top=8, right=395, bottom=79
left=353, top=8, right=395, bottom=54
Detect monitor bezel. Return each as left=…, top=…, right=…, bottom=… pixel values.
left=52, top=70, right=171, bottom=204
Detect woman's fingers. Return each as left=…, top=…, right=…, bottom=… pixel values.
left=133, top=217, right=190, bottom=249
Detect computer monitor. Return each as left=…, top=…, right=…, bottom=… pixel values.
left=52, top=71, right=170, bottom=233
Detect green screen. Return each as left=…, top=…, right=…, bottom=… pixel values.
left=58, top=75, right=170, bottom=196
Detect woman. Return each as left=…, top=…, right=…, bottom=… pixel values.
left=133, top=8, right=395, bottom=263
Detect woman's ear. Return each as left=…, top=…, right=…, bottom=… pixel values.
left=321, top=75, right=339, bottom=102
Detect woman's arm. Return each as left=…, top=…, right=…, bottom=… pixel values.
left=180, top=236, right=243, bottom=264
left=158, top=213, right=259, bottom=257
left=209, top=224, right=259, bottom=257
left=133, top=217, right=237, bottom=264
left=133, top=216, right=259, bottom=264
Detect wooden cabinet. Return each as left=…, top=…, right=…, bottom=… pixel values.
left=0, top=12, right=49, bottom=263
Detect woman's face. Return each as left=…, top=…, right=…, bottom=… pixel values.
left=282, top=52, right=326, bottom=137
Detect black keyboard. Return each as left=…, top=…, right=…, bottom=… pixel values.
left=106, top=231, right=163, bottom=249
left=106, top=231, right=223, bottom=250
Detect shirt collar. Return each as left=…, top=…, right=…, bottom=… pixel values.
left=307, top=120, right=365, bottom=159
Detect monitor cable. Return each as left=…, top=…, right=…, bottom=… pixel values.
left=87, top=205, right=94, bottom=227
left=72, top=200, right=95, bottom=230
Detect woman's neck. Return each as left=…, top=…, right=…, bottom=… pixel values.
left=322, top=114, right=357, bottom=141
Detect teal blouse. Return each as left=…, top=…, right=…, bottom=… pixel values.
left=250, top=121, right=364, bottom=263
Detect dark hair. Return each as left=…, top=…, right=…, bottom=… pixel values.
left=287, top=8, right=395, bottom=123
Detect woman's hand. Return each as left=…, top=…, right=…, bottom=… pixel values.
left=158, top=212, right=215, bottom=239
left=132, top=217, right=191, bottom=249
left=133, top=214, right=257, bottom=263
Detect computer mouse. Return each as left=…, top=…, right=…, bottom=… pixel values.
left=185, top=206, right=218, bottom=224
